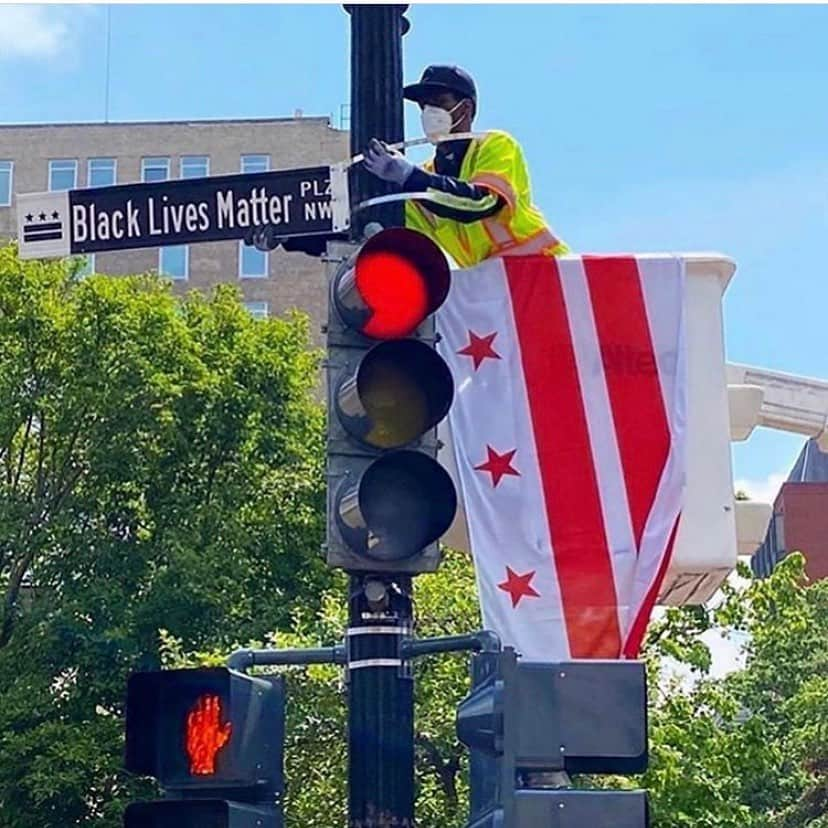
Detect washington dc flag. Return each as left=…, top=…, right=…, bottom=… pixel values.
left=437, top=254, right=687, bottom=662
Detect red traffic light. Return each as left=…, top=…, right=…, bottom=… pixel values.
left=333, top=227, right=450, bottom=339
left=125, top=668, right=284, bottom=793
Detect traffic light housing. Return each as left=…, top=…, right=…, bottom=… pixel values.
left=325, top=228, right=457, bottom=573
left=456, top=649, right=649, bottom=827
left=124, top=667, right=284, bottom=827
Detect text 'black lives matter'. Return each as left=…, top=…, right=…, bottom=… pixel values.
left=67, top=165, right=345, bottom=255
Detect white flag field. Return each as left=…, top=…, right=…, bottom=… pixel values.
left=437, top=254, right=687, bottom=662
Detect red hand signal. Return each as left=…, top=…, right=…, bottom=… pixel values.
left=185, top=693, right=232, bottom=775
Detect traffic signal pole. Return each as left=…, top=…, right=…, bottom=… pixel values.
left=345, top=4, right=408, bottom=237
left=343, top=6, right=414, bottom=826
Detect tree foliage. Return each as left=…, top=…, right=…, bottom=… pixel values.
left=0, top=244, right=331, bottom=826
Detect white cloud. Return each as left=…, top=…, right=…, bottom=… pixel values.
left=0, top=5, right=73, bottom=61
left=734, top=470, right=787, bottom=504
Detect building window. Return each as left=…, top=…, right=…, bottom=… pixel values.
left=181, top=155, right=209, bottom=179
left=239, top=156, right=270, bottom=278
left=141, top=157, right=170, bottom=183
left=144, top=158, right=185, bottom=277
left=241, top=154, right=269, bottom=174
left=0, top=161, right=12, bottom=206
left=159, top=245, right=188, bottom=280
left=88, top=158, right=116, bottom=188
left=49, top=159, right=77, bottom=192
left=244, top=301, right=269, bottom=321
left=239, top=241, right=268, bottom=278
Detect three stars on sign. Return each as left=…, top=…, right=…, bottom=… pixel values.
left=24, top=211, right=60, bottom=222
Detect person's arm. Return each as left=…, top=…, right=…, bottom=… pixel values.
left=363, top=138, right=504, bottom=224
left=403, top=167, right=505, bottom=223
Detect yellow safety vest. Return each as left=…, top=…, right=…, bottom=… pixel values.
left=404, top=130, right=569, bottom=268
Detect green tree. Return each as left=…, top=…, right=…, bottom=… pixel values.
left=0, top=243, right=331, bottom=827
left=640, top=555, right=828, bottom=828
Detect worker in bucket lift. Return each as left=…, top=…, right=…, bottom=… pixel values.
left=363, top=64, right=569, bottom=268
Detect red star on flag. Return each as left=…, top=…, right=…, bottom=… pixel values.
left=457, top=330, right=501, bottom=371
left=474, top=445, right=520, bottom=487
left=498, top=567, right=540, bottom=608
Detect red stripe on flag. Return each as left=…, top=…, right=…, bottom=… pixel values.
left=505, top=256, right=621, bottom=658
left=622, top=514, right=681, bottom=658
left=583, top=256, right=671, bottom=552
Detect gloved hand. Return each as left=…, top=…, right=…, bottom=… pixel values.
left=363, top=138, right=415, bottom=186
left=244, top=224, right=340, bottom=257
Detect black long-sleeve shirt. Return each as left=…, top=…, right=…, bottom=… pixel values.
left=402, top=139, right=506, bottom=224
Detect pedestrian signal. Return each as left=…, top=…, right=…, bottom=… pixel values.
left=123, top=667, right=284, bottom=827
left=456, top=649, right=650, bottom=827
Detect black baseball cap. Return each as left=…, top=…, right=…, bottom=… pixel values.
left=403, top=65, right=477, bottom=105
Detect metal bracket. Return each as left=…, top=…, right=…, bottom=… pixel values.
left=329, top=162, right=351, bottom=233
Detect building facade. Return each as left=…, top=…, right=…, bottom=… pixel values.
left=0, top=117, right=349, bottom=335
left=751, top=439, right=828, bottom=581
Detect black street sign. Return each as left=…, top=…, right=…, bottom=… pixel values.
left=16, top=163, right=350, bottom=260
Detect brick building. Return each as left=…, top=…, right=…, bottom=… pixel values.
left=0, top=117, right=349, bottom=334
left=751, top=439, right=828, bottom=581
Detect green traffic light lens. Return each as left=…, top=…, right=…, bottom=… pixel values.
left=360, top=452, right=457, bottom=561
left=336, top=451, right=457, bottom=562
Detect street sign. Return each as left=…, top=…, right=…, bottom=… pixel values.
left=16, top=163, right=350, bottom=260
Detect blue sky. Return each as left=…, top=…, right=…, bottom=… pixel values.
left=2, top=2, right=827, bottom=496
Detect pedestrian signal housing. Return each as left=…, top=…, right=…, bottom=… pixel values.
left=123, top=667, right=284, bottom=827
left=456, top=649, right=650, bottom=828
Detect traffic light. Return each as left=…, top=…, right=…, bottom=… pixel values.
left=325, top=227, right=457, bottom=573
left=124, top=667, right=284, bottom=827
left=456, top=649, right=649, bottom=827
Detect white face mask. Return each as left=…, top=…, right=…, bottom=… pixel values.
left=421, top=101, right=464, bottom=144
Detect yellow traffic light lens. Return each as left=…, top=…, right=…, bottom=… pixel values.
left=360, top=356, right=429, bottom=448
left=335, top=340, right=454, bottom=449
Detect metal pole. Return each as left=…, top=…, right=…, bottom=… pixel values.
left=343, top=9, right=412, bottom=823
left=346, top=576, right=414, bottom=827
left=343, top=7, right=412, bottom=825
left=345, top=4, right=409, bottom=239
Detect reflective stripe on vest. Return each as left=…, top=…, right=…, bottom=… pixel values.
left=471, top=172, right=518, bottom=211
left=482, top=221, right=561, bottom=257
